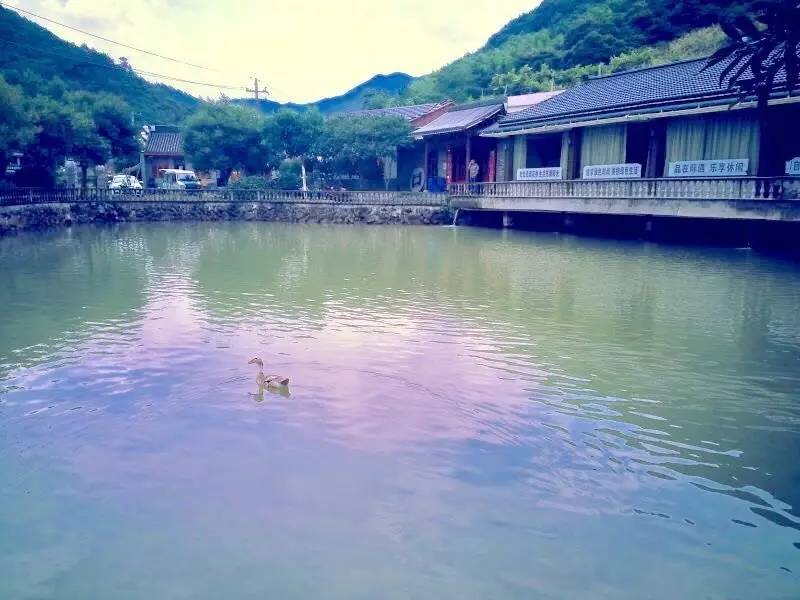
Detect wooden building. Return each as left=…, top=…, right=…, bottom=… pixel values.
left=413, top=102, right=506, bottom=191
left=480, top=58, right=800, bottom=183
left=141, top=125, right=189, bottom=189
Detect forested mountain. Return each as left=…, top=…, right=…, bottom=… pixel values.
left=0, top=6, right=199, bottom=124
left=401, top=0, right=760, bottom=103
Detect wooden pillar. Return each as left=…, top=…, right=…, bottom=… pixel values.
left=488, top=149, right=497, bottom=182
left=446, top=146, right=453, bottom=184
left=560, top=130, right=581, bottom=179
left=757, top=109, right=770, bottom=176
left=644, top=123, right=665, bottom=178
left=465, top=134, right=472, bottom=174
left=513, top=135, right=527, bottom=178
left=423, top=140, right=430, bottom=184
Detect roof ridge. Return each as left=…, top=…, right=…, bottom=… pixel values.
left=589, top=56, right=709, bottom=81
left=343, top=101, right=444, bottom=117
left=449, top=97, right=506, bottom=111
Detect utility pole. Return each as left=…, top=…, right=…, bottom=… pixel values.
left=246, top=77, right=269, bottom=101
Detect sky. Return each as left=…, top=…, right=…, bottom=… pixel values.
left=6, top=0, right=539, bottom=103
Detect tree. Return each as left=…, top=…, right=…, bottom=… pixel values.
left=64, top=92, right=139, bottom=189
left=0, top=75, right=34, bottom=180
left=315, top=115, right=413, bottom=182
left=704, top=0, right=800, bottom=173
left=262, top=109, right=323, bottom=191
left=704, top=0, right=800, bottom=108
left=362, top=90, right=402, bottom=109
left=274, top=159, right=303, bottom=190
left=18, top=95, right=79, bottom=187
left=184, top=103, right=273, bottom=184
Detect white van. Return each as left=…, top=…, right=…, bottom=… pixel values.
left=158, top=169, right=202, bottom=190
left=109, top=174, right=143, bottom=191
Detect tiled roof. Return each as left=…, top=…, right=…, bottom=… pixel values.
left=345, top=103, right=444, bottom=121
left=506, top=90, right=563, bottom=112
left=414, top=103, right=504, bottom=137
left=490, top=57, right=794, bottom=134
left=144, top=131, right=184, bottom=156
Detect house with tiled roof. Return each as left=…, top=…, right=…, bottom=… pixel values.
left=479, top=57, right=800, bottom=182
left=141, top=125, right=191, bottom=188
left=412, top=100, right=506, bottom=191
left=411, top=93, right=561, bottom=191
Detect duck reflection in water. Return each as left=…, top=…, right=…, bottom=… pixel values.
left=249, top=383, right=291, bottom=402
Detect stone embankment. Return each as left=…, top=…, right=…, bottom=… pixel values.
left=0, top=195, right=453, bottom=234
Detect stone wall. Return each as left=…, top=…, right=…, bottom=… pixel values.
left=0, top=200, right=454, bottom=235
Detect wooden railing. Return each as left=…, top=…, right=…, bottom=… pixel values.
left=449, top=177, right=800, bottom=201
left=0, top=188, right=448, bottom=207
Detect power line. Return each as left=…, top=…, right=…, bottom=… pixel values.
left=4, top=3, right=220, bottom=72
left=134, top=68, right=245, bottom=91
left=0, top=37, right=247, bottom=91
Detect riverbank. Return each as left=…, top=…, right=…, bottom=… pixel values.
left=0, top=200, right=453, bottom=234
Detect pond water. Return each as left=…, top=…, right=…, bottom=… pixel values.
left=1, top=223, right=799, bottom=599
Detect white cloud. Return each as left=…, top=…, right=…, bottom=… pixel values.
left=8, top=0, right=539, bottom=102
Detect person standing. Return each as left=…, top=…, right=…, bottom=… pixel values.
left=468, top=158, right=480, bottom=193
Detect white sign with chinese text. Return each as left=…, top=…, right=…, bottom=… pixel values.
left=786, top=157, right=800, bottom=176
left=582, top=163, right=641, bottom=180
left=517, top=167, right=562, bottom=180
left=668, top=159, right=749, bottom=177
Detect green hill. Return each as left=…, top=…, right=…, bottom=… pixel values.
left=402, top=0, right=759, bottom=103
left=0, top=6, right=199, bottom=124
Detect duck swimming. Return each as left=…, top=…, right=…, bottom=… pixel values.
left=248, top=357, right=290, bottom=387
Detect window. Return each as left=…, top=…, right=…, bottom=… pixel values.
left=526, top=134, right=562, bottom=168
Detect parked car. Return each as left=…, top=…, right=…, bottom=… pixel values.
left=158, top=169, right=202, bottom=191
left=108, top=174, right=143, bottom=192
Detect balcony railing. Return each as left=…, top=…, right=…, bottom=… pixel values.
left=0, top=188, right=448, bottom=208
left=449, top=177, right=800, bottom=201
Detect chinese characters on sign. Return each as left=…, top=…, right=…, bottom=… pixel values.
left=517, top=167, right=563, bottom=181
left=786, top=157, right=800, bottom=176
left=668, top=159, right=749, bottom=177
left=582, top=163, right=641, bottom=180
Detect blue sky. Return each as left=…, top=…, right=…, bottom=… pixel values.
left=8, top=0, right=539, bottom=102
